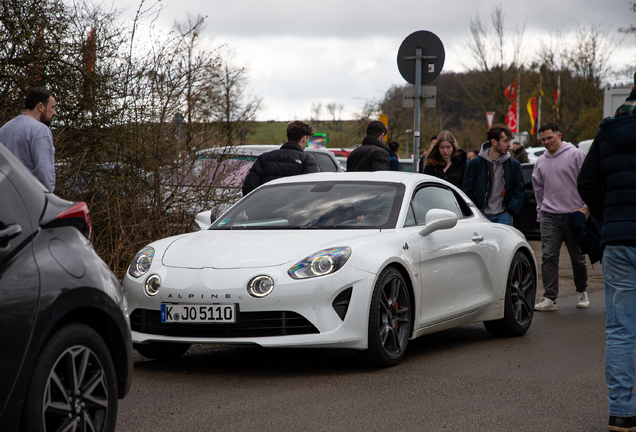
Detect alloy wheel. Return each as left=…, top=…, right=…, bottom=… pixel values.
left=377, top=274, right=411, bottom=358
left=43, top=345, right=109, bottom=431
left=509, top=256, right=534, bottom=328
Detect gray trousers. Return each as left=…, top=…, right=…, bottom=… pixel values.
left=540, top=212, right=588, bottom=301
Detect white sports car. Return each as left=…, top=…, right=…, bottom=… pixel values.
left=124, top=172, right=537, bottom=366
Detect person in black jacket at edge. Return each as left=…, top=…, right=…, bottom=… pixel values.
left=422, top=129, right=467, bottom=188
left=346, top=120, right=390, bottom=171
left=577, top=71, right=636, bottom=432
left=242, top=121, right=318, bottom=196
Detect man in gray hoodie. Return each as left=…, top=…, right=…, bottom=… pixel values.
left=0, top=88, right=57, bottom=191
left=462, top=124, right=524, bottom=226
left=533, top=122, right=589, bottom=311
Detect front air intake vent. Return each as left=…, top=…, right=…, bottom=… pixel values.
left=332, top=287, right=353, bottom=321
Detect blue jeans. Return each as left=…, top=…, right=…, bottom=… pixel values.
left=604, top=245, right=636, bottom=416
left=486, top=212, right=513, bottom=226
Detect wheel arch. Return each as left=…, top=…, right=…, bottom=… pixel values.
left=31, top=288, right=133, bottom=400
left=52, top=307, right=132, bottom=399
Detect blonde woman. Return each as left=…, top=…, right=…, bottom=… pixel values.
left=423, top=130, right=467, bottom=188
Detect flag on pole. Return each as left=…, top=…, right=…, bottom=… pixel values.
left=527, top=97, right=538, bottom=134
left=504, top=78, right=518, bottom=132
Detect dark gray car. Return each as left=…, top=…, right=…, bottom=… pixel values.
left=0, top=143, right=133, bottom=431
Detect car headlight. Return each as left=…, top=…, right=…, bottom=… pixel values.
left=128, top=246, right=155, bottom=278
left=288, top=247, right=351, bottom=279
left=247, top=275, right=275, bottom=298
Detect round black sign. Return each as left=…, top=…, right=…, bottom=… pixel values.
left=397, top=31, right=445, bottom=85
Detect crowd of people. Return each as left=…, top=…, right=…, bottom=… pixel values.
left=5, top=82, right=636, bottom=431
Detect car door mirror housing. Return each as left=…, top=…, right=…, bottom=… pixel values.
left=418, top=209, right=458, bottom=236
left=195, top=210, right=215, bottom=230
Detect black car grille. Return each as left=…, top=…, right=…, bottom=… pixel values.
left=131, top=309, right=319, bottom=338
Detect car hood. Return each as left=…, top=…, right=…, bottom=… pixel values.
left=161, top=229, right=379, bottom=269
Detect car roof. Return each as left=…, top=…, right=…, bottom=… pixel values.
left=264, top=170, right=447, bottom=188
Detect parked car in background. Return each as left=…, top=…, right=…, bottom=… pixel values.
left=513, top=162, right=540, bottom=239
left=325, top=148, right=355, bottom=158
left=168, top=144, right=345, bottom=217
left=195, top=144, right=344, bottom=176
left=398, top=158, right=414, bottom=172
left=577, top=139, right=594, bottom=155
left=525, top=147, right=546, bottom=163
left=125, top=171, right=537, bottom=367
left=335, top=156, right=347, bottom=171
left=0, top=143, right=133, bottom=431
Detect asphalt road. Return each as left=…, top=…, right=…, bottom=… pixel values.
left=117, top=240, right=610, bottom=431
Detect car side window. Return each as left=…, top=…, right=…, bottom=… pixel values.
left=311, top=153, right=339, bottom=172
left=411, top=185, right=462, bottom=225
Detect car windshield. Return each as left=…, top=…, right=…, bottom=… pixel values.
left=210, top=181, right=405, bottom=230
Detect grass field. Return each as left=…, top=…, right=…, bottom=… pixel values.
left=243, top=120, right=366, bottom=148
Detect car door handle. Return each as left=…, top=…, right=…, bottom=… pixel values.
left=471, top=233, right=484, bottom=243
left=0, top=223, right=22, bottom=247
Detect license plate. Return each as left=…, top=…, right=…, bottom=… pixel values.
left=161, top=304, right=236, bottom=323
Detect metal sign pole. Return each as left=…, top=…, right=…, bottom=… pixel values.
left=412, top=48, right=422, bottom=171
left=397, top=31, right=445, bottom=172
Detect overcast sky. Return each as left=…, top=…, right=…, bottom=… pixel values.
left=113, top=0, right=636, bottom=121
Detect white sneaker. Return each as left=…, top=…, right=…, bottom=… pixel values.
left=577, top=292, right=590, bottom=308
left=535, top=297, right=557, bottom=311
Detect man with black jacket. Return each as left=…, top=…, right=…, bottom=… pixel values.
left=242, top=121, right=317, bottom=195
left=577, top=72, right=636, bottom=432
left=346, top=121, right=390, bottom=171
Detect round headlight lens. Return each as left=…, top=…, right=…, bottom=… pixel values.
left=311, top=255, right=334, bottom=275
left=247, top=275, right=274, bottom=298
left=129, top=246, right=155, bottom=278
left=144, top=274, right=161, bottom=296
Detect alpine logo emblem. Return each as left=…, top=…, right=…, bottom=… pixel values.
left=166, top=293, right=232, bottom=299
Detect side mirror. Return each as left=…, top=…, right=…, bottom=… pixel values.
left=195, top=210, right=215, bottom=230
left=418, top=209, right=458, bottom=236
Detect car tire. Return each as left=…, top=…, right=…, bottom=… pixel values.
left=365, top=267, right=412, bottom=367
left=21, top=323, right=118, bottom=432
left=134, top=342, right=191, bottom=360
left=484, top=251, right=536, bottom=337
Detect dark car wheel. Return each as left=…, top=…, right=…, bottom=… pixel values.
left=21, top=323, right=118, bottom=432
left=484, top=251, right=536, bottom=337
left=365, top=267, right=412, bottom=367
left=134, top=342, right=191, bottom=360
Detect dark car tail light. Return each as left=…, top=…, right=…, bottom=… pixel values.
left=41, top=196, right=92, bottom=238
left=55, top=203, right=92, bottom=237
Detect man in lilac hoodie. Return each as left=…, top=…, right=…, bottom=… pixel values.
left=533, top=122, right=589, bottom=311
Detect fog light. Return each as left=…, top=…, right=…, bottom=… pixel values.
left=247, top=275, right=274, bottom=298
left=144, top=274, right=161, bottom=296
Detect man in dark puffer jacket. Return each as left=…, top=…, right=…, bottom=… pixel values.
left=346, top=120, right=390, bottom=171
left=577, top=72, right=636, bottom=432
left=242, top=121, right=318, bottom=195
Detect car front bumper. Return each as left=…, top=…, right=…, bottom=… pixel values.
left=124, top=264, right=376, bottom=349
